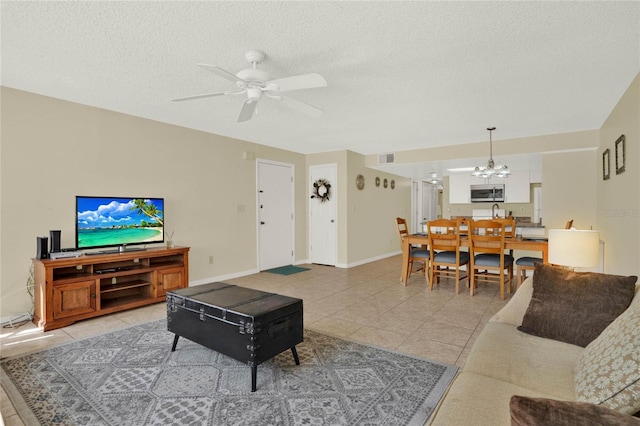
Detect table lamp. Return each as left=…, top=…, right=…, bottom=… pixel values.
left=548, top=229, right=600, bottom=269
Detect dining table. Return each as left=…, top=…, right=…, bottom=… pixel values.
left=401, top=233, right=549, bottom=284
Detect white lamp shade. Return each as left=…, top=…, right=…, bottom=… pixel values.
left=548, top=229, right=600, bottom=268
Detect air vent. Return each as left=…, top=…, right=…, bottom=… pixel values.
left=378, top=152, right=395, bottom=164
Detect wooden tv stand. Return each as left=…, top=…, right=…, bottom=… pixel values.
left=32, top=246, right=189, bottom=331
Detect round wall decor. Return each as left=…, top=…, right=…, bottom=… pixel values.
left=383, top=178, right=388, bottom=188
left=356, top=174, right=365, bottom=190
left=390, top=180, right=395, bottom=189
left=375, top=177, right=381, bottom=187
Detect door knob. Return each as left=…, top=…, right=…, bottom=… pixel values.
left=260, top=221, right=265, bottom=225
left=330, top=219, right=335, bottom=223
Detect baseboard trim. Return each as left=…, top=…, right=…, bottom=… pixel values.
left=190, top=268, right=259, bottom=286
left=339, top=251, right=401, bottom=269
left=190, top=251, right=401, bottom=285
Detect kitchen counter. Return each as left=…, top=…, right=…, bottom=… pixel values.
left=515, top=222, right=545, bottom=228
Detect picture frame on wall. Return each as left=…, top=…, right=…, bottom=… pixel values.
left=603, top=149, right=610, bottom=180
left=615, top=135, right=626, bottom=175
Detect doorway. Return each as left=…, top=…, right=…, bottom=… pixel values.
left=411, top=181, right=439, bottom=233
left=309, top=164, right=337, bottom=266
left=257, top=160, right=294, bottom=270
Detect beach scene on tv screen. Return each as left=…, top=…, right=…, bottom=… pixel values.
left=77, top=198, right=164, bottom=248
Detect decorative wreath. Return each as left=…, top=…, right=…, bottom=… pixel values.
left=311, top=179, right=331, bottom=203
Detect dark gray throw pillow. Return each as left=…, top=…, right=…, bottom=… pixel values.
left=510, top=396, right=640, bottom=426
left=517, top=263, right=636, bottom=347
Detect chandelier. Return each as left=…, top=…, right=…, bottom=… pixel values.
left=472, top=127, right=511, bottom=179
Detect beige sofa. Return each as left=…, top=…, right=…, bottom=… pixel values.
left=430, top=276, right=640, bottom=425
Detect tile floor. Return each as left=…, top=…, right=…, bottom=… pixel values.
left=0, top=255, right=514, bottom=425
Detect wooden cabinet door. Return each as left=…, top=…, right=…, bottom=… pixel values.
left=156, top=267, right=185, bottom=297
left=53, top=280, right=97, bottom=319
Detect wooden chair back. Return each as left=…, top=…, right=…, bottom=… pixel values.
left=426, top=218, right=462, bottom=252
left=396, top=217, right=429, bottom=284
left=395, top=217, right=409, bottom=244
left=469, top=219, right=512, bottom=299
left=469, top=220, right=507, bottom=256
left=492, top=217, right=516, bottom=238
left=565, top=219, right=574, bottom=229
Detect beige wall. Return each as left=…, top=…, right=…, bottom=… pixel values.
left=345, top=150, right=411, bottom=264
left=2, top=72, right=638, bottom=317
left=0, top=88, right=309, bottom=316
left=541, top=150, right=598, bottom=231
left=364, top=130, right=601, bottom=167
left=0, top=88, right=410, bottom=317
left=306, top=150, right=411, bottom=266
left=597, top=73, right=640, bottom=276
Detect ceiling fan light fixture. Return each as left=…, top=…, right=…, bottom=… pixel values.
left=173, top=49, right=327, bottom=122
left=236, top=68, right=270, bottom=84
left=246, top=87, right=263, bottom=101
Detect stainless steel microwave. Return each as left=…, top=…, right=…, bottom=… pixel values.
left=470, top=184, right=505, bottom=203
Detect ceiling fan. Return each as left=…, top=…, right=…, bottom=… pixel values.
left=172, top=49, right=327, bottom=122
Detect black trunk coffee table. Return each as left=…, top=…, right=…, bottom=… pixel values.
left=166, top=282, right=303, bottom=392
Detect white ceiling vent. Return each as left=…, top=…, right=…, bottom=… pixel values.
left=378, top=152, right=395, bottom=164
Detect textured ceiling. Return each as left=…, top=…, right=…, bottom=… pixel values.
left=2, top=1, right=639, bottom=162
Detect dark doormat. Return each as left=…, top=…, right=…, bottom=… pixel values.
left=265, top=265, right=310, bottom=275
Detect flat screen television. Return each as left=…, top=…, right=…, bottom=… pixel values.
left=76, top=196, right=164, bottom=253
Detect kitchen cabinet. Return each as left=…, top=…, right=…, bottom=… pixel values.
left=470, top=176, right=505, bottom=185
left=504, top=171, right=530, bottom=203
left=529, top=170, right=542, bottom=184
left=450, top=171, right=531, bottom=204
left=449, top=174, right=470, bottom=203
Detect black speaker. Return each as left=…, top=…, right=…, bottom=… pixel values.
left=36, top=236, right=49, bottom=259
left=49, top=230, right=61, bottom=253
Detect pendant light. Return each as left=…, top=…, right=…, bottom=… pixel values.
left=472, top=127, right=511, bottom=179
left=427, top=172, right=441, bottom=185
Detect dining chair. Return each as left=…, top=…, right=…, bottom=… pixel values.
left=469, top=219, right=514, bottom=300
left=492, top=216, right=516, bottom=256
left=426, top=219, right=470, bottom=295
left=515, top=218, right=571, bottom=287
left=395, top=217, right=430, bottom=284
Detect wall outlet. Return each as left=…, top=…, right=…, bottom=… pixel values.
left=209, top=256, right=214, bottom=264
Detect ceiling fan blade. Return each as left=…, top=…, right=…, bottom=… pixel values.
left=171, top=91, right=233, bottom=102
left=266, top=73, right=327, bottom=92
left=197, top=64, right=247, bottom=85
left=279, top=95, right=324, bottom=118
left=237, top=99, right=258, bottom=122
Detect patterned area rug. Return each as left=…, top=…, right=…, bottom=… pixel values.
left=265, top=265, right=310, bottom=275
left=1, top=319, right=457, bottom=425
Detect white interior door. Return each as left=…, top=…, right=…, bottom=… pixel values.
left=309, top=164, right=337, bottom=266
left=257, top=160, right=294, bottom=270
left=411, top=181, right=439, bottom=233
left=423, top=182, right=438, bottom=222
